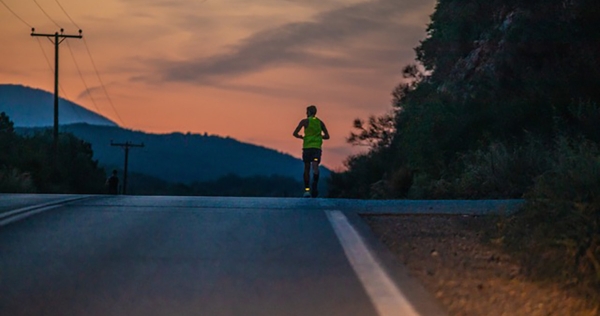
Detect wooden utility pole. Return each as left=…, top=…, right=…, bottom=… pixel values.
left=31, top=28, right=82, bottom=154
left=110, top=141, right=145, bottom=195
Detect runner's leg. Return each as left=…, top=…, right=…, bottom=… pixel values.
left=311, top=160, right=320, bottom=197
left=303, top=162, right=311, bottom=190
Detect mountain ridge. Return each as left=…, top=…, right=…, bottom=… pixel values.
left=0, top=84, right=117, bottom=127
left=2, top=84, right=329, bottom=186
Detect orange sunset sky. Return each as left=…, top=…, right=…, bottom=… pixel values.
left=0, top=0, right=436, bottom=170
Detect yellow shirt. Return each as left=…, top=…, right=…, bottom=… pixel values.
left=303, top=116, right=323, bottom=149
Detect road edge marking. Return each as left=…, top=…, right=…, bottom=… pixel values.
left=325, top=210, right=421, bottom=316
left=0, top=196, right=93, bottom=226
left=0, top=205, right=63, bottom=226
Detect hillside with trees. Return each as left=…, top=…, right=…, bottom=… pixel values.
left=1, top=84, right=325, bottom=185
left=1, top=83, right=322, bottom=196
left=1, top=112, right=305, bottom=196
left=330, top=0, right=600, bottom=296
left=331, top=0, right=600, bottom=199
left=16, top=123, right=328, bottom=186
left=0, top=112, right=106, bottom=193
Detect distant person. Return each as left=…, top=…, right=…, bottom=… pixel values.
left=106, top=170, right=119, bottom=195
left=293, top=105, right=330, bottom=197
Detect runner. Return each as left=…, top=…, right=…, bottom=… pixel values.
left=292, top=105, right=330, bottom=197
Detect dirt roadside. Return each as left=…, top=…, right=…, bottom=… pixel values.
left=362, top=215, right=600, bottom=316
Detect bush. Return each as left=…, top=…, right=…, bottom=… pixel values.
left=0, top=168, right=35, bottom=193
left=406, top=138, right=551, bottom=199
left=452, top=139, right=551, bottom=198
left=407, top=173, right=453, bottom=199
left=0, top=114, right=106, bottom=194
left=328, top=151, right=389, bottom=199
left=503, top=137, right=600, bottom=292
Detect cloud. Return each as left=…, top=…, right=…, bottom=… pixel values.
left=138, top=0, right=431, bottom=85
left=76, top=85, right=104, bottom=100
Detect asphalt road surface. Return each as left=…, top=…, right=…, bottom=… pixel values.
left=0, top=195, right=518, bottom=315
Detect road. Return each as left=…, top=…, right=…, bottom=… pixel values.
left=0, top=195, right=520, bottom=315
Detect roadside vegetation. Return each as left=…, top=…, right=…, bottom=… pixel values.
left=0, top=112, right=106, bottom=193
left=329, top=0, right=600, bottom=298
left=1, top=111, right=303, bottom=197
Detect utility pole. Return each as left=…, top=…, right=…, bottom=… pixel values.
left=31, top=28, right=82, bottom=154
left=110, top=141, right=145, bottom=195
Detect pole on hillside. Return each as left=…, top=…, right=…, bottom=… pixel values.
left=110, top=141, right=145, bottom=195
left=31, top=28, right=82, bottom=158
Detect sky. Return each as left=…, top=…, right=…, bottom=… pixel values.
left=0, top=0, right=436, bottom=171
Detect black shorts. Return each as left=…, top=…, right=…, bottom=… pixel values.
left=302, top=148, right=322, bottom=163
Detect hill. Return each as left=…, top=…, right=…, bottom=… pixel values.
left=331, top=0, right=600, bottom=199
left=0, top=84, right=117, bottom=127
left=3, top=83, right=329, bottom=190
left=18, top=123, right=330, bottom=185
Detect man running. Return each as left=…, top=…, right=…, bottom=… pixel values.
left=293, top=105, right=330, bottom=197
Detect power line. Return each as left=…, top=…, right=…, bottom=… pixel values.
left=12, top=0, right=126, bottom=128
left=56, top=41, right=92, bottom=123
left=0, top=0, right=33, bottom=28
left=36, top=37, right=54, bottom=72
left=82, top=37, right=126, bottom=126
left=110, top=140, right=145, bottom=195
left=3, top=1, right=95, bottom=129
left=37, top=38, right=88, bottom=124
left=48, top=0, right=123, bottom=125
left=33, top=0, right=61, bottom=29
left=31, top=29, right=83, bottom=155
left=53, top=0, right=79, bottom=30
left=36, top=37, right=73, bottom=100
left=31, top=0, right=102, bottom=123
left=65, top=40, right=103, bottom=115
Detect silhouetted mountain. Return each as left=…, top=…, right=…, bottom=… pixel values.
left=18, top=124, right=330, bottom=186
left=5, top=83, right=329, bottom=191
left=0, top=84, right=117, bottom=127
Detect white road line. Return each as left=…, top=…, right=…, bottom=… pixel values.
left=0, top=196, right=91, bottom=226
left=0, top=205, right=63, bottom=226
left=326, top=210, right=421, bottom=316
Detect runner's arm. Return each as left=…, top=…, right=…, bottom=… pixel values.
left=293, top=119, right=307, bottom=139
left=321, top=121, right=330, bottom=140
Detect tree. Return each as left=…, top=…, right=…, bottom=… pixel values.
left=0, top=112, right=17, bottom=168
left=0, top=112, right=14, bottom=135
left=347, top=113, right=395, bottom=149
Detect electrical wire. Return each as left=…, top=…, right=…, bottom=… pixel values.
left=82, top=37, right=126, bottom=126
left=36, top=37, right=85, bottom=122
left=48, top=0, right=104, bottom=125
left=37, top=0, right=90, bottom=123
left=4, top=0, right=125, bottom=126
left=2, top=1, right=86, bottom=123
left=53, top=0, right=79, bottom=30
left=36, top=37, right=54, bottom=73
left=32, top=0, right=126, bottom=126
left=0, top=0, right=33, bottom=28
left=33, top=0, right=61, bottom=29
left=66, top=40, right=103, bottom=115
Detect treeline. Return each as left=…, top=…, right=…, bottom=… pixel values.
left=330, top=0, right=600, bottom=295
left=1, top=111, right=304, bottom=196
left=18, top=123, right=311, bottom=184
left=0, top=112, right=106, bottom=193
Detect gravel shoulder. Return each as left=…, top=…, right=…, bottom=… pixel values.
left=362, top=215, right=600, bottom=316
